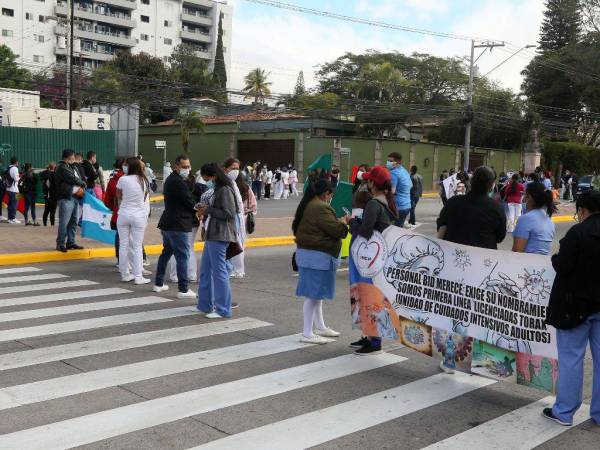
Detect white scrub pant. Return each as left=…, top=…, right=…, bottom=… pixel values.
left=117, top=214, right=147, bottom=279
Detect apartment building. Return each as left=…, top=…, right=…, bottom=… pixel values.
left=0, top=0, right=232, bottom=81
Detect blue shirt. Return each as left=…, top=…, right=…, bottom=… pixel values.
left=390, top=166, right=412, bottom=211
left=543, top=178, right=552, bottom=191
left=513, top=208, right=555, bottom=255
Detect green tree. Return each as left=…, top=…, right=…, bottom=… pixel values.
left=177, top=111, right=205, bottom=154
left=242, top=68, right=272, bottom=105
left=361, top=62, right=408, bottom=102
left=538, top=0, right=582, bottom=52
left=0, top=45, right=32, bottom=89
left=212, top=12, right=227, bottom=89
left=294, top=71, right=306, bottom=96
left=170, top=44, right=215, bottom=94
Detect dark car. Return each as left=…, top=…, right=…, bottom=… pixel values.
left=574, top=175, right=595, bottom=200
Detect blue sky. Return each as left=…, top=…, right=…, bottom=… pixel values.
left=227, top=0, right=545, bottom=95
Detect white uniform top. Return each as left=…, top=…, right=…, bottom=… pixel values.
left=117, top=175, right=150, bottom=219
left=6, top=166, right=19, bottom=193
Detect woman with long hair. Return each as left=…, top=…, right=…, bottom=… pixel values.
left=231, top=172, right=257, bottom=279
left=348, top=166, right=398, bottom=355
left=505, top=173, right=525, bottom=232
left=116, top=157, right=151, bottom=284
left=21, top=163, right=40, bottom=226
left=293, top=179, right=349, bottom=344
left=196, top=166, right=238, bottom=319
left=513, top=182, right=556, bottom=255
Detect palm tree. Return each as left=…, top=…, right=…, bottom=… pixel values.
left=177, top=111, right=205, bottom=154
left=362, top=62, right=407, bottom=102
left=243, top=68, right=272, bottom=105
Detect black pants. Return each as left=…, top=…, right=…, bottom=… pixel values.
left=409, top=197, right=419, bottom=225
left=112, top=221, right=147, bottom=262
left=264, top=184, right=271, bottom=199
left=43, top=196, right=57, bottom=226
left=0, top=183, right=4, bottom=216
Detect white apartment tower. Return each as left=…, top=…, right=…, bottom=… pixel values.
left=0, top=0, right=232, bottom=82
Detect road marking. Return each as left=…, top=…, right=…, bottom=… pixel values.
left=422, top=396, right=590, bottom=449
left=0, top=305, right=202, bottom=342
left=0, top=297, right=172, bottom=323
left=193, top=372, right=496, bottom=450
left=0, top=317, right=271, bottom=371
left=0, top=334, right=312, bottom=410
left=0, top=288, right=131, bottom=308
left=0, top=267, right=41, bottom=275
left=0, top=273, right=68, bottom=284
left=0, top=280, right=95, bottom=295
left=0, top=353, right=406, bottom=449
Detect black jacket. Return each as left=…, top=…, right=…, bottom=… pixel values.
left=349, top=198, right=395, bottom=240
left=55, top=161, right=86, bottom=200
left=158, top=172, right=197, bottom=232
left=546, top=214, right=600, bottom=329
left=40, top=169, right=57, bottom=198
left=19, top=171, right=37, bottom=194
left=81, top=160, right=98, bottom=189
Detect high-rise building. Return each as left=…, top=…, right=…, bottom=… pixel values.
left=0, top=0, right=232, bottom=83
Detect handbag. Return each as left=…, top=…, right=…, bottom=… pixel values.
left=72, top=186, right=85, bottom=199
left=246, top=212, right=255, bottom=235
left=226, top=241, right=243, bottom=260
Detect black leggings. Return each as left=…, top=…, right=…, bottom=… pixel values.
left=43, top=197, right=57, bottom=226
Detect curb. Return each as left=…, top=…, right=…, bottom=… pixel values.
left=552, top=215, right=574, bottom=223
left=0, top=236, right=296, bottom=266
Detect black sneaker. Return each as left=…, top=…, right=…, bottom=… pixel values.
left=231, top=302, right=239, bottom=309
left=541, top=408, right=572, bottom=426
left=349, top=337, right=369, bottom=348
left=56, top=245, right=67, bottom=253
left=66, top=244, right=84, bottom=250
left=354, top=341, right=382, bottom=356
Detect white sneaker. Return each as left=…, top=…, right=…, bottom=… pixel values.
left=314, top=327, right=341, bottom=338
left=152, top=284, right=169, bottom=293
left=8, top=219, right=21, bottom=224
left=0, top=216, right=7, bottom=223
left=300, top=335, right=334, bottom=345
left=121, top=274, right=134, bottom=282
left=167, top=278, right=178, bottom=283
left=143, top=260, right=150, bottom=267
left=439, top=360, right=455, bottom=374
left=230, top=272, right=245, bottom=279
left=404, top=223, right=416, bottom=229
left=205, top=312, right=224, bottom=319
left=142, top=269, right=152, bottom=276
left=177, top=289, right=196, bottom=299
left=134, top=277, right=151, bottom=285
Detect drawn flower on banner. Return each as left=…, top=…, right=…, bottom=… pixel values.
left=453, top=249, right=472, bottom=271
left=484, top=258, right=494, bottom=268
left=519, top=269, right=551, bottom=303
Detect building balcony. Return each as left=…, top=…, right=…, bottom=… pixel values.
left=183, top=0, right=214, bottom=9
left=55, top=25, right=136, bottom=48
left=181, top=29, right=212, bottom=44
left=101, top=0, right=137, bottom=10
left=55, top=4, right=136, bottom=29
left=181, top=11, right=213, bottom=27
left=55, top=46, right=115, bottom=62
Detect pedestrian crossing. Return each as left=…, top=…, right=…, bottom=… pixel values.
left=0, top=265, right=594, bottom=449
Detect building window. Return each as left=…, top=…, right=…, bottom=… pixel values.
left=38, top=15, right=45, bottom=22
left=2, top=29, right=13, bottom=37
left=164, top=38, right=172, bottom=45
left=2, top=8, right=14, bottom=17
left=25, top=12, right=33, bottom=20
left=141, top=15, right=149, bottom=23
left=34, top=34, right=45, bottom=43
left=164, top=20, right=171, bottom=27
left=141, top=0, right=149, bottom=4
left=140, top=33, right=149, bottom=41
left=33, top=55, right=44, bottom=63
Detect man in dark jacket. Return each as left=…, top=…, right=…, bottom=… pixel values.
left=55, top=149, right=86, bottom=252
left=81, top=151, right=99, bottom=195
left=153, top=155, right=197, bottom=298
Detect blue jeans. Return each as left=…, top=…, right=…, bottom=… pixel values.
left=155, top=230, right=190, bottom=293
left=553, top=312, right=600, bottom=424
left=7, top=191, right=17, bottom=220
left=24, top=192, right=37, bottom=222
left=395, top=208, right=410, bottom=227
left=197, top=240, right=232, bottom=317
left=56, top=198, right=79, bottom=247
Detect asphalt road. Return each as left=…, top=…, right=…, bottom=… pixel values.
left=0, top=198, right=596, bottom=449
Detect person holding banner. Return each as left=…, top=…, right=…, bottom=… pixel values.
left=349, top=166, right=398, bottom=355
left=512, top=182, right=556, bottom=255
left=544, top=191, right=600, bottom=426
left=293, top=179, right=349, bottom=344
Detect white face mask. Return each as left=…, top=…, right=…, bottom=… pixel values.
left=357, top=171, right=364, bottom=181
left=122, top=166, right=128, bottom=175
left=179, top=169, right=190, bottom=178
left=227, top=169, right=239, bottom=181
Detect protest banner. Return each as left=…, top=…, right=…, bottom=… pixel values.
left=351, top=226, right=558, bottom=391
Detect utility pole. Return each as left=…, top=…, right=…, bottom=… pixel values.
left=463, top=40, right=505, bottom=172
left=68, top=0, right=75, bottom=130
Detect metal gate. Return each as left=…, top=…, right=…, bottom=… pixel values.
left=237, top=140, right=295, bottom=169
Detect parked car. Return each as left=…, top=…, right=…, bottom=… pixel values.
left=574, top=175, right=595, bottom=200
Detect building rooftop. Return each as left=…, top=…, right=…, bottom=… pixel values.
left=151, top=112, right=307, bottom=126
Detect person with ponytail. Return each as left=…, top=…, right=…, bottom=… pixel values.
left=348, top=166, right=398, bottom=355
left=293, top=179, right=349, bottom=345
left=512, top=182, right=556, bottom=255
left=505, top=173, right=525, bottom=232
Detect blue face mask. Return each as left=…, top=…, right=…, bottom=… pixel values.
left=206, top=180, right=215, bottom=189
left=386, top=161, right=394, bottom=170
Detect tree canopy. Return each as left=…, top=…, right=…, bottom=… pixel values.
left=0, top=45, right=32, bottom=90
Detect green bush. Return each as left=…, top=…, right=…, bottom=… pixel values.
left=542, top=141, right=600, bottom=175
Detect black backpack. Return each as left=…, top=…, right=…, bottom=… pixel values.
left=1, top=167, right=13, bottom=189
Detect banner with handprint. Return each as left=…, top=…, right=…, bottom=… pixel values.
left=351, top=227, right=558, bottom=392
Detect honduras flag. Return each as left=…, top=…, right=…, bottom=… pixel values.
left=81, top=192, right=116, bottom=245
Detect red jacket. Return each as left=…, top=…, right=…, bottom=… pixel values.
left=103, top=170, right=123, bottom=224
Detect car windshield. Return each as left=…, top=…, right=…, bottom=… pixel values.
left=580, top=175, right=593, bottom=184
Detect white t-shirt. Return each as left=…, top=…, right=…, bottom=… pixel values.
left=282, top=171, right=290, bottom=185
left=6, top=166, right=19, bottom=193
left=117, top=175, right=150, bottom=218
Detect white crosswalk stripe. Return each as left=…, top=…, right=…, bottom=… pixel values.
left=192, top=372, right=496, bottom=450
left=0, top=287, right=131, bottom=307
left=0, top=280, right=95, bottom=295
left=0, top=296, right=172, bottom=323
left=0, top=267, right=41, bottom=275
left=0, top=317, right=271, bottom=371
left=0, top=353, right=406, bottom=449
left=0, top=334, right=312, bottom=410
left=0, top=273, right=68, bottom=284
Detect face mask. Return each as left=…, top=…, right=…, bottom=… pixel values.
left=357, top=171, right=363, bottom=181
left=227, top=169, right=239, bottom=181
left=206, top=180, right=215, bottom=190
left=180, top=169, right=190, bottom=178
left=122, top=166, right=128, bottom=174
left=386, top=161, right=394, bottom=170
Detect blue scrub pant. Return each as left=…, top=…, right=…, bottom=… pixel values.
left=553, top=312, right=600, bottom=424
left=197, top=240, right=232, bottom=317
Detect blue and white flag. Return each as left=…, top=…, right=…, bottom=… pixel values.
left=81, top=192, right=116, bottom=245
